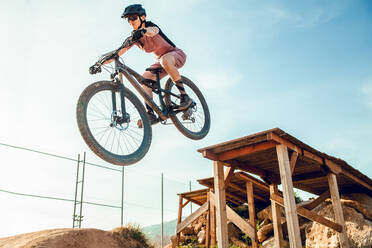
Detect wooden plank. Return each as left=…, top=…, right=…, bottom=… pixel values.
left=177, top=195, right=183, bottom=246
left=226, top=159, right=268, bottom=178
left=210, top=191, right=216, bottom=247
left=225, top=192, right=244, bottom=205
left=267, top=132, right=301, bottom=153
left=235, top=172, right=270, bottom=191
left=290, top=151, right=299, bottom=175
left=303, top=189, right=330, bottom=210
left=270, top=193, right=342, bottom=232
left=228, top=182, right=267, bottom=202
left=328, top=173, right=350, bottom=248
left=224, top=165, right=236, bottom=186
left=218, top=141, right=277, bottom=161
left=182, top=200, right=191, bottom=208
left=202, top=150, right=219, bottom=161
left=206, top=193, right=210, bottom=248
left=341, top=169, right=372, bottom=192
left=270, top=184, right=284, bottom=248
left=325, top=159, right=342, bottom=174
left=246, top=181, right=258, bottom=248
left=213, top=161, right=229, bottom=247
left=276, top=144, right=302, bottom=248
left=210, top=192, right=256, bottom=241
left=176, top=202, right=209, bottom=234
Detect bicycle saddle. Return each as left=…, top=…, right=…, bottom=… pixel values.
left=146, top=67, right=163, bottom=74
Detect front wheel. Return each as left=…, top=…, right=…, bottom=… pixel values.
left=76, top=81, right=152, bottom=166
left=164, top=76, right=210, bottom=140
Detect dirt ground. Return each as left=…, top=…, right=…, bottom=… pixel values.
left=0, top=228, right=143, bottom=248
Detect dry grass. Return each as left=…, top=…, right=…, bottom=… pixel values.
left=111, top=224, right=154, bottom=248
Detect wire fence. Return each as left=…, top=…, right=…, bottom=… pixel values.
left=0, top=142, right=202, bottom=238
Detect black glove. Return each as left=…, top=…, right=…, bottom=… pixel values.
left=89, top=64, right=101, bottom=74
left=131, top=28, right=147, bottom=41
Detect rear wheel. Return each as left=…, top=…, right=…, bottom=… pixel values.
left=76, top=81, right=152, bottom=166
left=164, top=76, right=210, bottom=140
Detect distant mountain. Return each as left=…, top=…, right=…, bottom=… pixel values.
left=142, top=218, right=178, bottom=241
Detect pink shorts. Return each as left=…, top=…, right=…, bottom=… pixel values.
left=149, top=48, right=186, bottom=79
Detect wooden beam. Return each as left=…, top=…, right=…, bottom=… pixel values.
left=225, top=192, right=244, bottom=206
left=176, top=202, right=209, bottom=234
left=276, top=144, right=302, bottom=248
left=182, top=200, right=191, bottom=208
left=341, top=169, right=372, bottom=192
left=325, top=159, right=342, bottom=175
left=270, top=184, right=284, bottom=248
left=224, top=165, right=236, bottom=186
left=267, top=132, right=301, bottom=153
left=246, top=181, right=258, bottom=248
left=226, top=159, right=268, bottom=178
left=213, top=161, right=229, bottom=247
left=328, top=173, right=350, bottom=247
left=210, top=192, right=256, bottom=241
left=303, top=189, right=330, bottom=210
left=235, top=172, right=270, bottom=192
left=290, top=151, right=298, bottom=175
left=177, top=195, right=183, bottom=246
left=218, top=141, right=277, bottom=161
left=206, top=193, right=210, bottom=248
left=228, top=182, right=267, bottom=202
left=210, top=191, right=216, bottom=247
left=202, top=150, right=219, bottom=161
left=270, top=193, right=342, bottom=233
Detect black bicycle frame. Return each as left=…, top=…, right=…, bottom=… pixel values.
left=111, top=57, right=180, bottom=122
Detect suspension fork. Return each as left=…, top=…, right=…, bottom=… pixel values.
left=111, top=73, right=128, bottom=123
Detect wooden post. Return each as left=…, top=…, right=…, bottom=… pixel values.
left=270, top=184, right=284, bottom=248
left=246, top=181, right=258, bottom=248
left=328, top=173, right=350, bottom=248
left=206, top=192, right=211, bottom=248
left=177, top=195, right=183, bottom=246
left=210, top=191, right=217, bottom=247
left=213, top=161, right=229, bottom=248
left=276, top=144, right=302, bottom=248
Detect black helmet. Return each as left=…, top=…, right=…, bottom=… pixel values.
left=121, top=4, right=146, bottom=19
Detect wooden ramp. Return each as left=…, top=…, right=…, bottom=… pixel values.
left=198, top=128, right=372, bottom=248
left=176, top=172, right=272, bottom=247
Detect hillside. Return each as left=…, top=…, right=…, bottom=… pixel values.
left=142, top=218, right=177, bottom=241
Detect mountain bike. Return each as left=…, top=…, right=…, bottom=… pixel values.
left=76, top=37, right=210, bottom=166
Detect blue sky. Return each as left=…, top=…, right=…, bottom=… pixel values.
left=1, top=0, right=371, bottom=237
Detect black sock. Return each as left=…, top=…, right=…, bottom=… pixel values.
left=175, top=80, right=186, bottom=95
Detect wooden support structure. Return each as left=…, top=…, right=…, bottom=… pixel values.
left=197, top=128, right=372, bottom=248
left=328, top=173, right=350, bottom=248
left=246, top=181, right=258, bottom=248
left=176, top=202, right=209, bottom=234
left=213, top=161, right=229, bottom=247
left=270, top=193, right=342, bottom=232
left=276, top=144, right=302, bottom=248
left=210, top=192, right=256, bottom=241
left=270, top=184, right=284, bottom=248
left=210, top=191, right=217, bottom=247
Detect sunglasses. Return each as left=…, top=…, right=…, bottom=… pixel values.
left=127, top=15, right=139, bottom=22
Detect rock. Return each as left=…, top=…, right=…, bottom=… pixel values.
left=181, top=226, right=194, bottom=235
left=193, top=222, right=203, bottom=234
left=257, top=223, right=273, bottom=242
left=259, top=218, right=270, bottom=228
left=227, top=222, right=240, bottom=240
left=261, top=236, right=289, bottom=248
left=257, top=204, right=284, bottom=221
left=305, top=203, right=372, bottom=248
left=341, top=193, right=372, bottom=221
left=163, top=244, right=172, bottom=248
left=197, top=229, right=206, bottom=244
left=170, top=235, right=177, bottom=248
left=231, top=236, right=249, bottom=247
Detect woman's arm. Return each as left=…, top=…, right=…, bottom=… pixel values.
left=144, top=26, right=159, bottom=37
